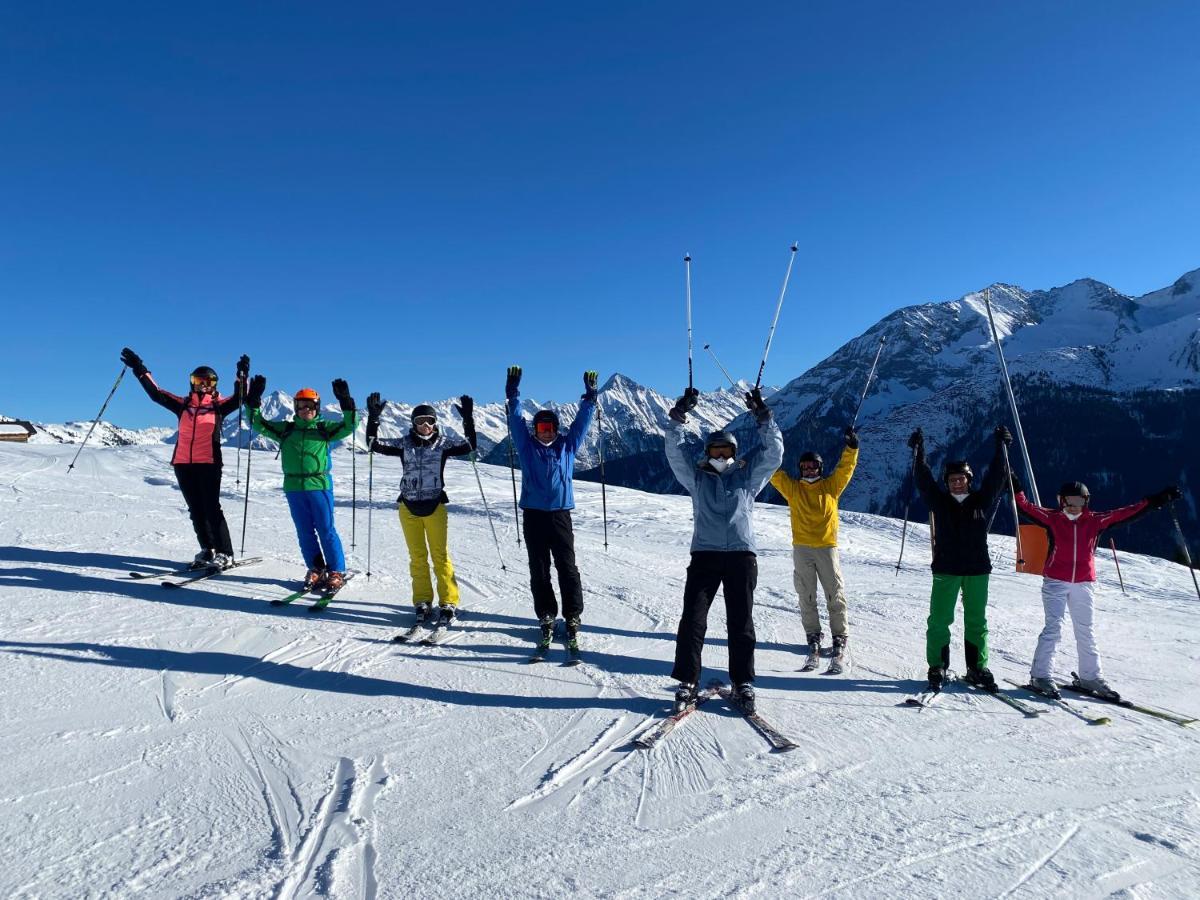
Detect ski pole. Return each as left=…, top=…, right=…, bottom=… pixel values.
left=67, top=365, right=127, bottom=472
left=685, top=253, right=694, bottom=391
left=1002, top=443, right=1025, bottom=567
left=597, top=402, right=609, bottom=552
left=505, top=407, right=522, bottom=547
left=894, top=444, right=917, bottom=574
left=469, top=448, right=506, bottom=571
left=850, top=336, right=887, bottom=428
left=702, top=343, right=739, bottom=390
left=239, top=423, right=254, bottom=556
left=366, top=436, right=374, bottom=579
left=983, top=287, right=1041, bottom=505
left=350, top=429, right=357, bottom=551
left=1109, top=538, right=1125, bottom=595
left=1167, top=501, right=1200, bottom=601
left=753, top=242, right=798, bottom=390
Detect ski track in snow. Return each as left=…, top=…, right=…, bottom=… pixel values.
left=1, top=442, right=1199, bottom=898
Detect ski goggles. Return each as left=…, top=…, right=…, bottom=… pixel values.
left=534, top=420, right=557, bottom=438
left=1061, top=497, right=1087, bottom=510
left=295, top=400, right=319, bottom=413
left=799, top=461, right=821, bottom=473
left=413, top=415, right=436, bottom=427
left=706, top=444, right=735, bottom=459
left=190, top=374, right=218, bottom=390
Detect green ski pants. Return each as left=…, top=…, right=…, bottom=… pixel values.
left=926, top=573, right=989, bottom=670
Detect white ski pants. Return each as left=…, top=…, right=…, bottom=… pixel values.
left=1030, top=577, right=1102, bottom=681
left=792, top=545, right=848, bottom=638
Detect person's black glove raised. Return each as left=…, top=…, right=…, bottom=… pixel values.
left=245, top=374, right=266, bottom=409
left=505, top=366, right=522, bottom=400
left=331, top=379, right=355, bottom=412
left=907, top=428, right=924, bottom=451
left=669, top=387, right=699, bottom=424
left=1145, top=485, right=1182, bottom=510
left=120, top=347, right=148, bottom=378
left=844, top=426, right=859, bottom=450
left=744, top=387, right=770, bottom=424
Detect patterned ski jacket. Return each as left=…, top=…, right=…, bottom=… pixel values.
left=249, top=408, right=358, bottom=492
left=770, top=446, right=858, bottom=548
left=507, top=395, right=595, bottom=511
left=367, top=418, right=477, bottom=517
left=135, top=372, right=242, bottom=466
left=914, top=443, right=1007, bottom=576
left=1015, top=493, right=1148, bottom=583
left=664, top=416, right=784, bottom=554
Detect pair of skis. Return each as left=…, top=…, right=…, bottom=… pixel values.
left=129, top=557, right=263, bottom=589
left=1054, top=673, right=1196, bottom=727
left=904, top=672, right=1040, bottom=718
left=634, top=681, right=800, bottom=752
left=393, top=609, right=460, bottom=646
left=526, top=619, right=581, bottom=667
left=269, top=572, right=356, bottom=613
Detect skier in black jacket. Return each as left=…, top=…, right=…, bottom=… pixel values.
left=910, top=425, right=1011, bottom=693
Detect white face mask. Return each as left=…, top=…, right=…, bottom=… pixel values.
left=708, top=456, right=735, bottom=473
left=952, top=493, right=969, bottom=503
left=1064, top=510, right=1083, bottom=521
left=802, top=476, right=820, bottom=483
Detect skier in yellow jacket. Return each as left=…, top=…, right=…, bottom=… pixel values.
left=770, top=426, right=859, bottom=673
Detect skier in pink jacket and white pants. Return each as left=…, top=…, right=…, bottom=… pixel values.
left=1013, top=475, right=1180, bottom=700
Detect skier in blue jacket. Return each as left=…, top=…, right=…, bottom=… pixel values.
left=664, top=386, right=784, bottom=713
left=506, top=366, right=598, bottom=655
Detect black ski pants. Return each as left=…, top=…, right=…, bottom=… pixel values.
left=672, top=551, right=758, bottom=686
left=174, top=463, right=234, bottom=556
left=522, top=509, right=584, bottom=622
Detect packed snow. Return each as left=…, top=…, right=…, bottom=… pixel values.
left=1, top=441, right=1198, bottom=898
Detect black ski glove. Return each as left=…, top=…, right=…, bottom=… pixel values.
left=844, top=426, right=859, bottom=449
left=454, top=394, right=474, bottom=420
left=1145, top=485, right=1182, bottom=510
left=744, top=387, right=770, bottom=424
left=331, top=379, right=354, bottom=412
left=669, top=387, right=699, bottom=424
left=245, top=374, right=266, bottom=409
left=236, top=354, right=250, bottom=379
left=907, top=428, right=924, bottom=451
left=505, top=366, right=522, bottom=400
left=120, top=347, right=148, bottom=378
left=994, top=425, right=1013, bottom=448
left=1010, top=471, right=1023, bottom=495
left=582, top=370, right=599, bottom=402
left=366, top=391, right=385, bottom=420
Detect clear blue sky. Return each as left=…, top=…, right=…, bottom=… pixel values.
left=2, top=3, right=1197, bottom=426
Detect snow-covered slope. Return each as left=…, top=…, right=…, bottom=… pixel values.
left=2, top=442, right=1198, bottom=898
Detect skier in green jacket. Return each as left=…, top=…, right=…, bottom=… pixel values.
left=246, top=376, right=359, bottom=592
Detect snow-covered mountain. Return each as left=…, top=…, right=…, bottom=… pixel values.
left=754, top=269, right=1200, bottom=563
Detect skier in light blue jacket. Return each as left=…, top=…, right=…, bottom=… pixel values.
left=664, top=386, right=784, bottom=713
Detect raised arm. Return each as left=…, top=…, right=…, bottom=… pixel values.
left=663, top=420, right=697, bottom=494
left=445, top=395, right=478, bottom=458
left=216, top=354, right=250, bottom=416
left=120, top=347, right=185, bottom=416
left=909, top=430, right=939, bottom=505
left=245, top=375, right=289, bottom=439
left=827, top=430, right=860, bottom=498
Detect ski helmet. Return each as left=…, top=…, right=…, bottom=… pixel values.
left=799, top=451, right=823, bottom=474
left=190, top=366, right=218, bottom=390
left=941, top=460, right=973, bottom=485
left=1058, top=481, right=1090, bottom=504
left=411, top=404, right=437, bottom=424
left=532, top=409, right=560, bottom=439
left=294, top=387, right=320, bottom=407
left=704, top=429, right=738, bottom=454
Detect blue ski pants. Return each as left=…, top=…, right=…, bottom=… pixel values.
left=285, top=489, right=346, bottom=572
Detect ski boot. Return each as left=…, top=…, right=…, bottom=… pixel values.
left=536, top=616, right=555, bottom=652
left=437, top=605, right=457, bottom=627
left=1073, top=672, right=1120, bottom=702
left=1028, top=677, right=1061, bottom=700
left=964, top=667, right=998, bottom=693
left=826, top=634, right=848, bottom=675
left=801, top=632, right=823, bottom=672
left=303, top=567, right=328, bottom=592
left=927, top=666, right=945, bottom=693
left=190, top=549, right=216, bottom=570
left=564, top=616, right=581, bottom=652
left=211, top=552, right=234, bottom=571
left=673, top=682, right=697, bottom=713
left=324, top=571, right=347, bottom=593
left=733, top=682, right=757, bottom=714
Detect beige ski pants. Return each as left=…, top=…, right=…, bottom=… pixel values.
left=792, top=545, right=848, bottom=637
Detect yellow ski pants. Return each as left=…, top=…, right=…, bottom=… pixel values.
left=399, top=503, right=459, bottom=607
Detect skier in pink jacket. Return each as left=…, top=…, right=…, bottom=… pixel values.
left=1014, top=475, right=1180, bottom=700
